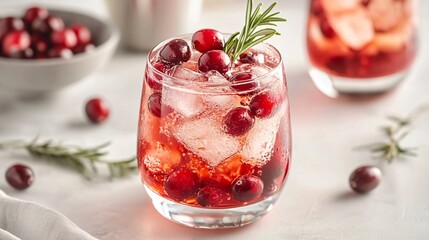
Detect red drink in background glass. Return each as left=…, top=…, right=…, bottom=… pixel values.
left=306, top=0, right=418, bottom=94
left=137, top=35, right=291, bottom=228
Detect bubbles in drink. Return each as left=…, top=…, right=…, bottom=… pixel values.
left=242, top=103, right=285, bottom=166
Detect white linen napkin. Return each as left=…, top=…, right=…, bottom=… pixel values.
left=0, top=190, right=97, bottom=240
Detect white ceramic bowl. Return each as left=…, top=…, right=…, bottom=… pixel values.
left=0, top=9, right=119, bottom=94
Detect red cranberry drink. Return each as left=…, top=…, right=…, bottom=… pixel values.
left=307, top=0, right=418, bottom=94
left=137, top=0, right=290, bottom=228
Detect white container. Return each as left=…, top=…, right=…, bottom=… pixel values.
left=105, top=0, right=203, bottom=52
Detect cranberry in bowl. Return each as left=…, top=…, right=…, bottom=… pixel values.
left=0, top=7, right=119, bottom=94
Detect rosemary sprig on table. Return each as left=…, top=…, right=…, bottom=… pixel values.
left=0, top=138, right=137, bottom=180
left=362, top=102, right=429, bottom=163
left=224, top=0, right=286, bottom=62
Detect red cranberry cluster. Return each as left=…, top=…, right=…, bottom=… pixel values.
left=0, top=6, right=93, bottom=59
left=147, top=29, right=279, bottom=136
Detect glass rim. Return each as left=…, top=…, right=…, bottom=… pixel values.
left=146, top=33, right=283, bottom=91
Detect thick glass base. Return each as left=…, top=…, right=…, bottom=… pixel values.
left=309, top=67, right=408, bottom=97
left=145, top=185, right=280, bottom=229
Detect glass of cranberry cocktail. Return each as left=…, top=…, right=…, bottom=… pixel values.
left=137, top=0, right=290, bottom=228
left=307, top=0, right=418, bottom=95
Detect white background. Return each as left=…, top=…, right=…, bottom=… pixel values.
left=1, top=0, right=429, bottom=239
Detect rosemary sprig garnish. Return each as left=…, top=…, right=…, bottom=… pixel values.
left=361, top=102, right=429, bottom=163
left=224, top=0, right=286, bottom=62
left=0, top=137, right=137, bottom=180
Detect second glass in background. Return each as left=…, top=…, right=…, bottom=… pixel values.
left=306, top=0, right=418, bottom=95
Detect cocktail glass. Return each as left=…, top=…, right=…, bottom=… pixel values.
left=137, top=34, right=292, bottom=228
left=306, top=0, right=418, bottom=96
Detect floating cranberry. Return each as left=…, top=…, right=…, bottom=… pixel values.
left=261, top=150, right=288, bottom=194
left=147, top=92, right=171, bottom=117
left=223, top=107, right=255, bottom=136
left=196, top=186, right=226, bottom=207
left=2, top=30, right=31, bottom=57
left=198, top=50, right=231, bottom=73
left=0, top=17, right=25, bottom=39
left=249, top=92, right=277, bottom=118
left=159, top=39, right=191, bottom=65
left=229, top=72, right=258, bottom=94
left=146, top=61, right=167, bottom=91
left=320, top=17, right=335, bottom=39
left=51, top=28, right=77, bottom=49
left=48, top=47, right=73, bottom=59
left=85, top=97, right=110, bottom=123
left=239, top=51, right=257, bottom=64
left=231, top=175, right=264, bottom=202
left=349, top=166, right=382, bottom=193
left=5, top=164, right=34, bottom=190
left=191, top=29, right=224, bottom=53
left=23, top=6, right=49, bottom=25
left=262, top=154, right=287, bottom=182
left=71, top=23, right=91, bottom=46
left=164, top=169, right=200, bottom=201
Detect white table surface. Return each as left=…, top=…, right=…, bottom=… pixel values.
left=1, top=0, right=429, bottom=239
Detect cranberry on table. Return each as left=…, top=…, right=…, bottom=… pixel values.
left=71, top=23, right=92, bottom=46
left=23, top=6, right=49, bottom=24
left=223, top=107, right=255, bottom=136
left=85, top=97, right=110, bottom=123
left=51, top=28, right=78, bottom=49
left=191, top=29, right=224, bottom=53
left=164, top=169, right=200, bottom=201
left=349, top=166, right=382, bottom=193
left=5, top=164, right=34, bottom=190
left=198, top=50, right=231, bottom=74
left=2, top=30, right=31, bottom=57
left=229, top=72, right=258, bottom=94
left=249, top=92, right=277, bottom=118
left=231, top=175, right=264, bottom=202
left=196, top=186, right=226, bottom=207
left=159, top=39, right=191, bottom=65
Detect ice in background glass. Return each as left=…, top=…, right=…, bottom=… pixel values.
left=137, top=35, right=291, bottom=228
left=306, top=0, right=418, bottom=95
